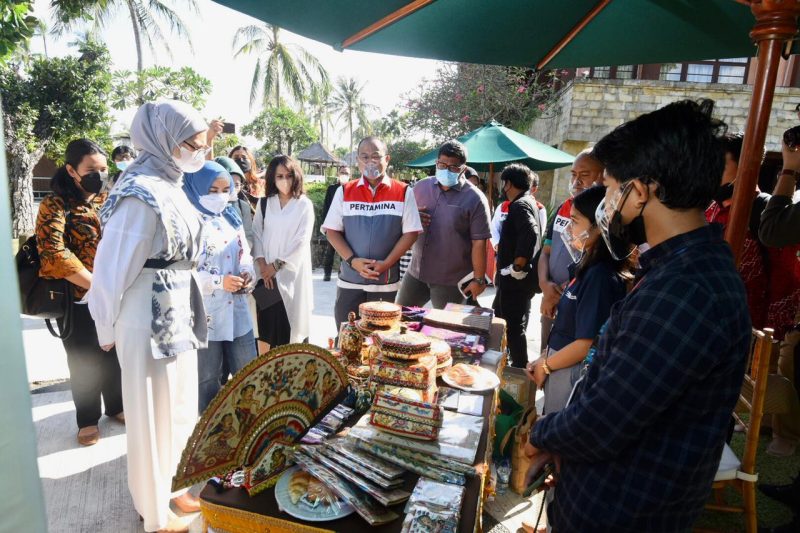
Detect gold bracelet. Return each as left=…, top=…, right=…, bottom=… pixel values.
left=542, top=360, right=552, bottom=375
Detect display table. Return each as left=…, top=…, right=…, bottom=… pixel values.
left=198, top=318, right=507, bottom=533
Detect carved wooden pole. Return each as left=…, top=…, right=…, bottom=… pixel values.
left=726, top=0, right=800, bottom=263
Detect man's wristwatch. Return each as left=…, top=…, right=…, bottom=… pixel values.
left=779, top=168, right=800, bottom=182
left=471, top=277, right=486, bottom=286
left=345, top=255, right=355, bottom=267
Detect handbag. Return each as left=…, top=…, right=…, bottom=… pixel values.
left=15, top=235, right=73, bottom=339
left=252, top=279, right=282, bottom=310
left=498, top=401, right=538, bottom=495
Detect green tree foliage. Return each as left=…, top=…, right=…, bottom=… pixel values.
left=213, top=133, right=242, bottom=158
left=242, top=105, right=316, bottom=156
left=0, top=39, right=112, bottom=236
left=52, top=0, right=197, bottom=73
left=388, top=139, right=432, bottom=170
left=0, top=1, right=38, bottom=62
left=404, top=63, right=565, bottom=142
left=233, top=23, right=329, bottom=109
left=110, top=66, right=212, bottom=110
left=306, top=81, right=334, bottom=146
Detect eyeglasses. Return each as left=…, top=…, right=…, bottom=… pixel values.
left=435, top=161, right=465, bottom=173
left=183, top=140, right=212, bottom=156
left=358, top=154, right=385, bottom=163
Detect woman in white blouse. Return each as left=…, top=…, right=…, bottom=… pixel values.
left=252, top=155, right=314, bottom=351
left=183, top=161, right=257, bottom=412
left=88, top=101, right=210, bottom=532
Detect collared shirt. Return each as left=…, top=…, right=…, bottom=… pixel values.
left=531, top=224, right=750, bottom=532
left=196, top=214, right=255, bottom=342
left=407, top=176, right=491, bottom=285
left=322, top=174, right=422, bottom=292
left=36, top=192, right=107, bottom=299
left=544, top=198, right=575, bottom=286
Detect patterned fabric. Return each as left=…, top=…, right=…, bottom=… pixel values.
left=172, top=344, right=349, bottom=496
left=101, top=172, right=206, bottom=358
left=531, top=224, right=751, bottom=532
left=36, top=193, right=106, bottom=299
left=706, top=200, right=800, bottom=339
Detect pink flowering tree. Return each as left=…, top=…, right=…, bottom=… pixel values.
left=403, top=63, right=567, bottom=142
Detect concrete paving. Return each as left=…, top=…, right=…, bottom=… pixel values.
left=26, top=269, right=545, bottom=532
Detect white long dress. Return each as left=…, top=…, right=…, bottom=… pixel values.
left=88, top=193, right=202, bottom=532
left=252, top=195, right=314, bottom=343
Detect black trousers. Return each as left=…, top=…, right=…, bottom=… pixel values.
left=323, top=242, right=336, bottom=277
left=493, top=286, right=534, bottom=368
left=58, top=302, right=123, bottom=428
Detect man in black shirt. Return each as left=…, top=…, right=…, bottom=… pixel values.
left=321, top=166, right=352, bottom=281
left=493, top=163, right=543, bottom=368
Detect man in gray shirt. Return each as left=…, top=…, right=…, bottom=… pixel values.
left=397, top=140, right=491, bottom=308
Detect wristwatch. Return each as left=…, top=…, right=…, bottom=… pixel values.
left=345, top=255, right=355, bottom=267
left=542, top=360, right=552, bottom=375
left=273, top=259, right=286, bottom=271
left=471, top=277, right=486, bottom=286
left=779, top=168, right=800, bottom=182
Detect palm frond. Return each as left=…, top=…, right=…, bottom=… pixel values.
left=249, top=57, right=263, bottom=110
left=276, top=44, right=306, bottom=103
left=232, top=24, right=267, bottom=55
left=263, top=52, right=279, bottom=107
left=147, top=0, right=194, bottom=53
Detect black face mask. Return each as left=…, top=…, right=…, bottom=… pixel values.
left=78, top=171, right=107, bottom=194
left=607, top=185, right=647, bottom=257
left=712, top=182, right=735, bottom=204
left=234, top=157, right=251, bottom=173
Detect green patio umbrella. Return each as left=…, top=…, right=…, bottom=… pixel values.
left=405, top=120, right=574, bottom=172
left=211, top=0, right=800, bottom=262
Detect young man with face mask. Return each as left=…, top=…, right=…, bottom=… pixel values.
left=493, top=163, right=544, bottom=368
left=322, top=136, right=422, bottom=328
left=396, top=140, right=491, bottom=309
left=537, top=150, right=604, bottom=354
left=524, top=100, right=751, bottom=532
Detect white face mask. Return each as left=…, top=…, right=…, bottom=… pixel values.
left=173, top=146, right=206, bottom=173
left=199, top=192, right=229, bottom=215
left=362, top=162, right=381, bottom=179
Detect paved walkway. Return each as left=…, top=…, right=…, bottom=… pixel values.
left=26, top=269, right=545, bottom=532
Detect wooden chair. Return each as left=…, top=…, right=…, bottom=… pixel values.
left=703, top=328, right=776, bottom=533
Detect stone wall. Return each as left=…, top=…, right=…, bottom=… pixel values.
left=528, top=78, right=800, bottom=206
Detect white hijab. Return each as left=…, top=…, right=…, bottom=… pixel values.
left=126, top=100, right=208, bottom=183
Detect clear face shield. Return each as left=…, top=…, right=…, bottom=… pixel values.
left=560, top=220, right=591, bottom=263
left=595, top=185, right=636, bottom=261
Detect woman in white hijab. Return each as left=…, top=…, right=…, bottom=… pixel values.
left=88, top=100, right=210, bottom=532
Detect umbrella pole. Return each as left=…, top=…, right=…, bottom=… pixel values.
left=726, top=1, right=800, bottom=264
left=488, top=162, right=495, bottom=211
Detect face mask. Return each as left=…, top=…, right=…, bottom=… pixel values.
left=276, top=178, right=293, bottom=196
left=199, top=192, right=229, bottom=215
left=436, top=167, right=461, bottom=187
left=560, top=220, right=591, bottom=263
left=362, top=162, right=382, bottom=179
left=115, top=161, right=130, bottom=172
left=713, top=182, right=735, bottom=204
left=234, top=157, right=251, bottom=173
left=78, top=171, right=108, bottom=195
left=173, top=146, right=206, bottom=173
left=598, top=184, right=647, bottom=260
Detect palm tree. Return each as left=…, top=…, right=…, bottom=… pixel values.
left=306, top=81, right=334, bottom=145
left=330, top=76, right=378, bottom=157
left=232, top=23, right=329, bottom=109
left=52, top=0, right=197, bottom=73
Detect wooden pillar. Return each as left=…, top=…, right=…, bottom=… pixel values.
left=726, top=0, right=800, bottom=263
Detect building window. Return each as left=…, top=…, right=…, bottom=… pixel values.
left=588, top=65, right=635, bottom=80
left=659, top=58, right=749, bottom=84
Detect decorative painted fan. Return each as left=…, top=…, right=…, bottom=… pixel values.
left=172, top=343, right=349, bottom=495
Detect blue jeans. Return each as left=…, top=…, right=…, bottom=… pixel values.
left=197, top=330, right=257, bottom=412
